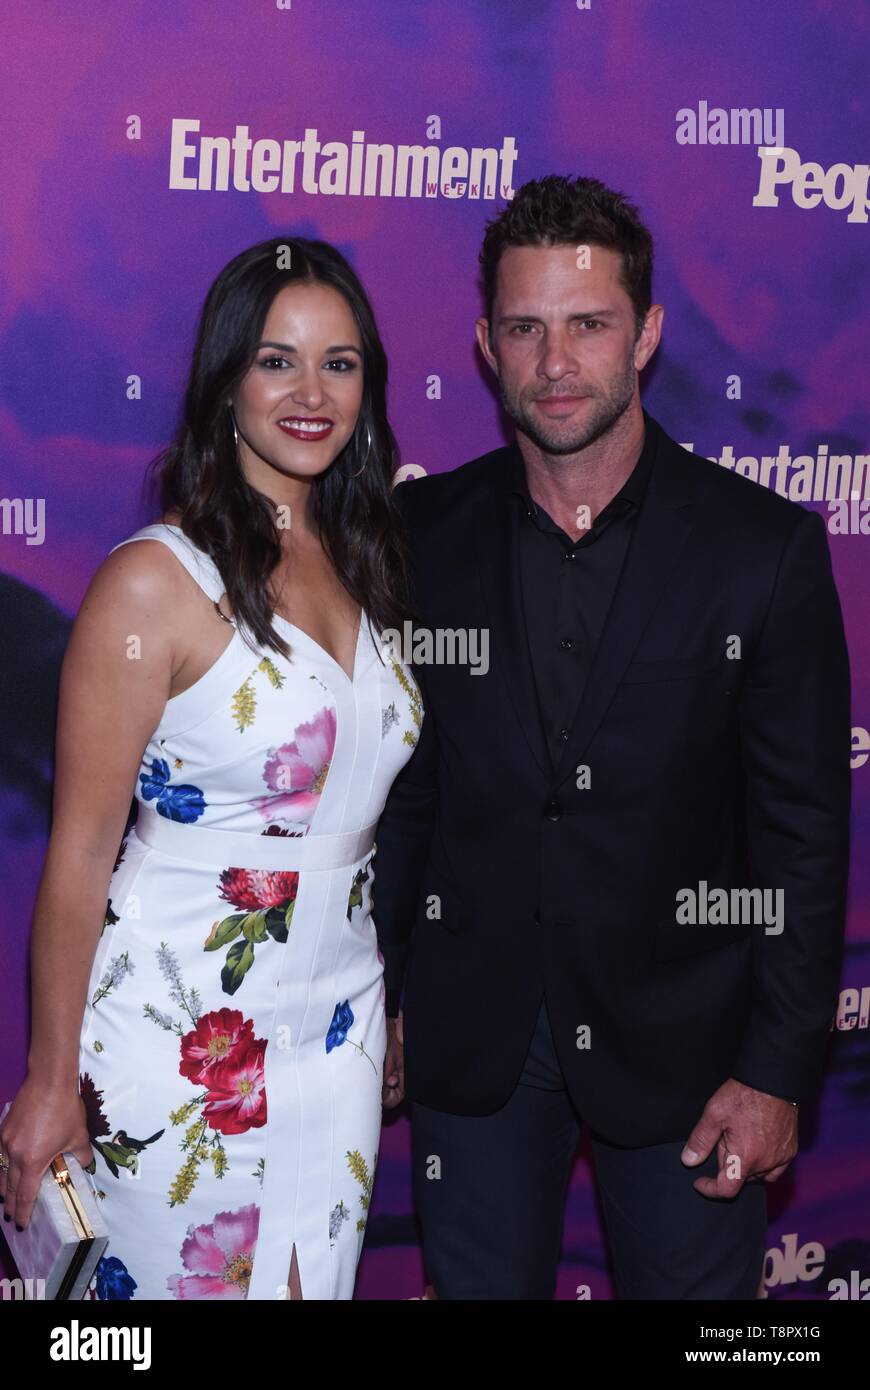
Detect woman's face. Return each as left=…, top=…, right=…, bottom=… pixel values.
left=231, top=280, right=365, bottom=488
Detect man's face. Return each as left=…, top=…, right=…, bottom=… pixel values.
left=476, top=243, right=660, bottom=456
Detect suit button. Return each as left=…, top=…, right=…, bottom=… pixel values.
left=533, top=908, right=541, bottom=925
left=544, top=800, right=562, bottom=821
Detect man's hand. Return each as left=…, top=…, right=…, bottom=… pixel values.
left=382, top=1010, right=405, bottom=1109
left=681, top=1078, right=798, bottom=1197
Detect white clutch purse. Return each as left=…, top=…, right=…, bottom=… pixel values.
left=0, top=1101, right=109, bottom=1300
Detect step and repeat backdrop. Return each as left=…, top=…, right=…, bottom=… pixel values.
left=1, top=0, right=867, bottom=1300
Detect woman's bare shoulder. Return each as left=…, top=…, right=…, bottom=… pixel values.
left=86, top=529, right=190, bottom=619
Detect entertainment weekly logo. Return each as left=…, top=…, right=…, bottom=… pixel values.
left=679, top=441, right=869, bottom=533
left=169, top=120, right=519, bottom=200
left=832, top=984, right=870, bottom=1032
left=680, top=441, right=869, bottom=503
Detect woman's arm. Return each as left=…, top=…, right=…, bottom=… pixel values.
left=1, top=540, right=181, bottom=1228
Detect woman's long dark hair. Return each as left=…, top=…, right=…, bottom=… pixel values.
left=144, top=236, right=416, bottom=660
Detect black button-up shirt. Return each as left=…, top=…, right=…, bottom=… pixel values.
left=511, top=410, right=658, bottom=765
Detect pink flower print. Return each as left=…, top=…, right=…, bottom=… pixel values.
left=202, top=1041, right=268, bottom=1135
left=166, top=1203, right=260, bottom=1299
left=250, top=705, right=337, bottom=825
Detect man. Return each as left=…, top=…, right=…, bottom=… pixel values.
left=373, top=175, right=851, bottom=1299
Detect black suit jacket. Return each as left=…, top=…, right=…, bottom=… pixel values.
left=372, top=411, right=851, bottom=1146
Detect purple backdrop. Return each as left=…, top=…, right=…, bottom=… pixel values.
left=1, top=0, right=868, bottom=1301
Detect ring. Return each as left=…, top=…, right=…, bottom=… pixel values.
left=0, top=1152, right=8, bottom=1172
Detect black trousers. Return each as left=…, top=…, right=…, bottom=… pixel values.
left=410, top=996, right=768, bottom=1300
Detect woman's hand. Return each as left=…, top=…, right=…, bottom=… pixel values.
left=0, top=1073, right=95, bottom=1230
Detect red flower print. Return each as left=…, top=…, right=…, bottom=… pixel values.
left=166, top=1203, right=260, bottom=1299
left=250, top=705, right=336, bottom=825
left=179, top=1009, right=256, bottom=1086
left=217, top=867, right=299, bottom=912
left=202, top=1041, right=268, bottom=1135
left=78, top=1073, right=111, bottom=1140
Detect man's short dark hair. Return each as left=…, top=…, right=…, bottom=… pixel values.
left=479, top=174, right=654, bottom=340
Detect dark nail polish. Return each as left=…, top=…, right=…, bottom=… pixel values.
left=3, top=1213, right=9, bottom=1222
left=0, top=1194, right=4, bottom=1203
left=15, top=1224, right=23, bottom=1232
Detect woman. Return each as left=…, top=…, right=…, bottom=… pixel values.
left=0, top=236, right=422, bottom=1299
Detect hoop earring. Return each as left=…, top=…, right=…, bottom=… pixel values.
left=341, top=422, right=372, bottom=479
left=228, top=406, right=240, bottom=452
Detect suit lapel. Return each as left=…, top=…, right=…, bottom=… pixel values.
left=474, top=450, right=553, bottom=778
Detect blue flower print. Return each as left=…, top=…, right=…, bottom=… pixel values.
left=139, top=758, right=207, bottom=823
left=326, top=1000, right=354, bottom=1052
left=96, top=1254, right=138, bottom=1299
left=325, top=1001, right=377, bottom=1074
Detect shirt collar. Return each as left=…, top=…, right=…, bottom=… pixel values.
left=508, top=407, right=658, bottom=516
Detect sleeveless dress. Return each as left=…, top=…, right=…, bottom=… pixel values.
left=75, top=523, right=423, bottom=1300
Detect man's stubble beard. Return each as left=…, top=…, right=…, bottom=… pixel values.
left=497, top=354, right=636, bottom=458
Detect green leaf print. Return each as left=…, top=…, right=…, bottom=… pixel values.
left=204, top=914, right=245, bottom=950
left=239, top=910, right=270, bottom=944
left=206, top=904, right=290, bottom=994
left=346, top=863, right=370, bottom=921
left=267, top=905, right=291, bottom=940
left=221, top=937, right=256, bottom=995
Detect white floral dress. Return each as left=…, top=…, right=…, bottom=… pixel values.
left=76, top=523, right=422, bottom=1300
